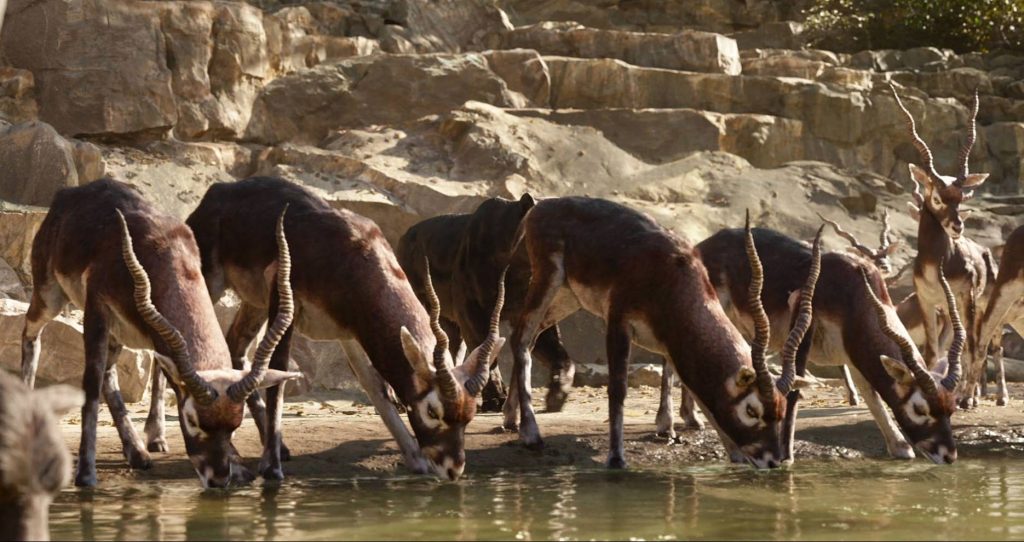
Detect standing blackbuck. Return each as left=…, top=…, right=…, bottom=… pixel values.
left=396, top=195, right=577, bottom=413
left=974, top=225, right=1024, bottom=406
left=889, top=84, right=998, bottom=410
left=20, top=179, right=299, bottom=488
left=696, top=225, right=961, bottom=463
left=186, top=177, right=506, bottom=481
left=504, top=197, right=819, bottom=469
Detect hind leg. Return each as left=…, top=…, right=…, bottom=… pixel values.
left=840, top=365, right=861, bottom=406
left=21, top=281, right=67, bottom=388
left=992, top=337, right=1008, bottom=406
left=103, top=341, right=152, bottom=470
left=534, top=325, right=575, bottom=413
left=655, top=358, right=676, bottom=439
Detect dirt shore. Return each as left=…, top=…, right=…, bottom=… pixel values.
left=61, top=381, right=1024, bottom=483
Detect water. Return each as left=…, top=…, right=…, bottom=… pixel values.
left=50, top=460, right=1024, bottom=540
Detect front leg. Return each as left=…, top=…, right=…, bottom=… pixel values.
left=340, top=340, right=428, bottom=474
left=840, top=365, right=861, bottom=406
left=103, top=342, right=152, bottom=470
left=655, top=357, right=677, bottom=440
left=144, top=367, right=168, bottom=452
left=915, top=281, right=941, bottom=369
left=534, top=325, right=575, bottom=413
left=993, top=341, right=1008, bottom=406
left=849, top=365, right=914, bottom=459
left=258, top=288, right=294, bottom=481
left=76, top=300, right=111, bottom=487
left=781, top=327, right=812, bottom=464
left=605, top=316, right=631, bottom=469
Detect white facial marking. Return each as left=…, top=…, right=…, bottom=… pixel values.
left=736, top=393, right=765, bottom=428
left=416, top=391, right=446, bottom=430
left=181, top=397, right=205, bottom=438
left=903, top=390, right=933, bottom=425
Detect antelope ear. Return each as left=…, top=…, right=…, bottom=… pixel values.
left=931, top=357, right=949, bottom=377
left=519, top=193, right=536, bottom=211
left=33, top=385, right=84, bottom=418
left=400, top=326, right=430, bottom=374
left=153, top=354, right=183, bottom=386
left=787, top=288, right=801, bottom=313
left=962, top=173, right=988, bottom=188
left=906, top=202, right=921, bottom=221
left=460, top=337, right=507, bottom=375
left=735, top=366, right=757, bottom=388
left=453, top=340, right=468, bottom=366
left=908, top=164, right=936, bottom=189
left=880, top=355, right=915, bottom=385
left=258, top=370, right=303, bottom=390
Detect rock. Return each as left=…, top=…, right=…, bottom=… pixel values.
left=0, top=299, right=152, bottom=402
left=486, top=22, right=741, bottom=75
left=0, top=67, right=38, bottom=124
left=2, top=0, right=176, bottom=138
left=390, top=0, right=513, bottom=52
left=0, top=121, right=82, bottom=206
left=0, top=207, right=47, bottom=283
left=731, top=21, right=806, bottom=50
left=245, top=53, right=536, bottom=145
left=985, top=123, right=1024, bottom=192
left=628, top=363, right=664, bottom=388
left=566, top=361, right=666, bottom=388
left=900, top=47, right=951, bottom=69
left=0, top=257, right=26, bottom=302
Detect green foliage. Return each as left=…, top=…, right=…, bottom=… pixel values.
left=804, top=0, right=1024, bottom=53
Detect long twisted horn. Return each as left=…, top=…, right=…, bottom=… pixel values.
left=890, top=83, right=941, bottom=182
left=465, top=267, right=507, bottom=397
left=957, top=88, right=979, bottom=181
left=744, top=211, right=775, bottom=401
left=777, top=225, right=823, bottom=394
left=860, top=268, right=937, bottom=396
left=879, top=210, right=893, bottom=251
left=816, top=212, right=876, bottom=260
left=228, top=207, right=295, bottom=402
left=117, top=211, right=218, bottom=405
left=939, top=262, right=964, bottom=391
left=423, top=257, right=460, bottom=402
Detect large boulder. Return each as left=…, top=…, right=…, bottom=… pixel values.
left=245, top=52, right=544, bottom=145
left=0, top=67, right=38, bottom=124
left=0, top=206, right=47, bottom=284
left=2, top=0, right=177, bottom=138
left=0, top=121, right=104, bottom=207
left=485, top=21, right=741, bottom=74
left=0, top=300, right=152, bottom=402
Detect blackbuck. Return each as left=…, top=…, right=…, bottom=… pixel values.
left=696, top=225, right=961, bottom=463
left=0, top=372, right=82, bottom=541
left=974, top=225, right=1024, bottom=406
left=397, top=195, right=577, bottom=413
left=890, top=84, right=996, bottom=408
left=20, top=179, right=298, bottom=488
left=186, top=177, right=505, bottom=481
left=504, top=197, right=817, bottom=469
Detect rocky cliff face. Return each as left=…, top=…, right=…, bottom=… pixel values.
left=0, top=0, right=1020, bottom=398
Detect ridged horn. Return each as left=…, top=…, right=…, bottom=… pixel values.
left=777, top=225, right=823, bottom=394
left=890, top=83, right=942, bottom=182
left=465, top=266, right=507, bottom=397
left=879, top=210, right=893, bottom=252
left=744, top=211, right=775, bottom=401
left=957, top=88, right=979, bottom=182
left=860, top=268, right=937, bottom=397
left=423, top=257, right=460, bottom=402
left=228, top=206, right=295, bottom=402
left=816, top=212, right=875, bottom=259
left=939, top=262, right=964, bottom=391
left=116, top=210, right=218, bottom=405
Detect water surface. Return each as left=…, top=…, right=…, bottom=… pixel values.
left=51, top=459, right=1024, bottom=540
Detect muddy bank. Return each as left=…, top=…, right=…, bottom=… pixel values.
left=60, top=381, right=1024, bottom=484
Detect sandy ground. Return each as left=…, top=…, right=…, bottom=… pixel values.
left=61, top=381, right=1024, bottom=483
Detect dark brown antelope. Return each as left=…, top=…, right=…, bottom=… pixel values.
left=505, top=198, right=818, bottom=469
left=396, top=195, right=576, bottom=413
left=890, top=83, right=996, bottom=408
left=696, top=225, right=961, bottom=463
left=186, top=177, right=505, bottom=481
left=0, top=372, right=82, bottom=541
left=20, top=179, right=298, bottom=488
left=974, top=224, right=1024, bottom=406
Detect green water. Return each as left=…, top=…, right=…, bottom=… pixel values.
left=50, top=460, right=1024, bottom=540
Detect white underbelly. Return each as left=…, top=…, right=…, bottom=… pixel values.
left=295, top=299, right=355, bottom=341
left=807, top=317, right=849, bottom=367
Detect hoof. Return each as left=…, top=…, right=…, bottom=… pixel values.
left=127, top=449, right=153, bottom=470
left=682, top=419, right=705, bottom=431
left=606, top=455, right=628, bottom=469
left=75, top=469, right=97, bottom=488
left=958, top=397, right=972, bottom=410
left=522, top=437, right=545, bottom=451
left=147, top=439, right=168, bottom=453
left=480, top=381, right=507, bottom=413
left=261, top=466, right=285, bottom=482
left=280, top=443, right=292, bottom=462
left=997, top=397, right=1008, bottom=407
left=545, top=388, right=569, bottom=413
left=889, top=443, right=916, bottom=460
left=407, top=456, right=430, bottom=475
left=847, top=396, right=860, bottom=407
left=232, top=465, right=257, bottom=486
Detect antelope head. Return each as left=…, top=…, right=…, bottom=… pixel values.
left=725, top=213, right=822, bottom=468
left=399, top=259, right=507, bottom=480
left=861, top=263, right=961, bottom=464
left=817, top=211, right=901, bottom=277
left=890, top=83, right=987, bottom=239
left=118, top=209, right=301, bottom=488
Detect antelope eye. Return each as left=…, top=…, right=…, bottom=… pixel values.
left=746, top=404, right=758, bottom=419
left=427, top=408, right=441, bottom=420
left=913, top=403, right=927, bottom=417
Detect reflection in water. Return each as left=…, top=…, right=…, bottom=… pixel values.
left=49, top=460, right=1024, bottom=541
